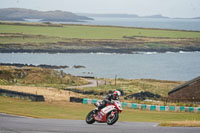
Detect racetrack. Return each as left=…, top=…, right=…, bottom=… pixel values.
left=0, top=113, right=200, bottom=133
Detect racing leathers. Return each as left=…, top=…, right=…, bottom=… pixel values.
left=95, top=93, right=118, bottom=112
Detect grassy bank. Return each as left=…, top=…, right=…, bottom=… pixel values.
left=77, top=78, right=183, bottom=98
left=0, top=66, right=88, bottom=88
left=0, top=22, right=200, bottom=53
left=0, top=65, right=184, bottom=104
left=0, top=96, right=200, bottom=123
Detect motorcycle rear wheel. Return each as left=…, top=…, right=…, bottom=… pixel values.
left=86, top=110, right=95, bottom=124
left=106, top=112, right=119, bottom=125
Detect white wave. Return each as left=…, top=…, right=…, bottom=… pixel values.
left=132, top=52, right=158, bottom=55
left=145, top=52, right=158, bottom=55
left=179, top=51, right=193, bottom=54
left=166, top=51, right=175, bottom=54
left=90, top=52, right=118, bottom=55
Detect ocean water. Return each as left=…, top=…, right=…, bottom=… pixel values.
left=0, top=52, right=200, bottom=81
left=61, top=17, right=200, bottom=31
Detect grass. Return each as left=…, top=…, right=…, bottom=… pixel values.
left=0, top=66, right=182, bottom=99
left=0, top=66, right=88, bottom=88
left=79, top=78, right=183, bottom=98
left=1, top=24, right=200, bottom=40
left=0, top=96, right=200, bottom=123
left=144, top=43, right=176, bottom=49
left=159, top=121, right=200, bottom=127
left=1, top=22, right=200, bottom=52
left=122, top=108, right=200, bottom=122
left=0, top=96, right=91, bottom=119
left=0, top=36, right=66, bottom=44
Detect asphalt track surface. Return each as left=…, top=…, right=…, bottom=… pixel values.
left=0, top=113, right=200, bottom=133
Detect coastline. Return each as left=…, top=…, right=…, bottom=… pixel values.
left=0, top=48, right=200, bottom=54
left=0, top=22, right=200, bottom=54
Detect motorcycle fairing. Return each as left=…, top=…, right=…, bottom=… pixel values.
left=94, top=105, right=116, bottom=122
left=101, top=105, right=116, bottom=114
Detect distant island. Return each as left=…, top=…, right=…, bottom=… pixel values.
left=1, top=8, right=199, bottom=22
left=0, top=8, right=93, bottom=22
left=78, top=13, right=170, bottom=19
left=78, top=13, right=199, bottom=19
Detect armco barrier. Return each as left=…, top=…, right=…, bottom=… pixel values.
left=81, top=98, right=200, bottom=113
left=0, top=88, right=44, bottom=102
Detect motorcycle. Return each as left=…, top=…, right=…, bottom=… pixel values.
left=85, top=100, right=123, bottom=125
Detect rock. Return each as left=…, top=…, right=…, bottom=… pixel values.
left=73, top=65, right=86, bottom=68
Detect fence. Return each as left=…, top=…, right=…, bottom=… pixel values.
left=82, top=98, right=200, bottom=113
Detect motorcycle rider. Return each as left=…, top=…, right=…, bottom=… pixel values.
left=94, top=90, right=121, bottom=113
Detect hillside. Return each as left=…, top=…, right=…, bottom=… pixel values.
left=0, top=66, right=88, bottom=88
left=0, top=8, right=93, bottom=22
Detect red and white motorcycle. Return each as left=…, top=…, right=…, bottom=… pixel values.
left=86, top=100, right=123, bottom=125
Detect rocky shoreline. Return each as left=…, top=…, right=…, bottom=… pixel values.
left=0, top=63, right=87, bottom=69
left=0, top=63, right=68, bottom=69
left=1, top=47, right=199, bottom=54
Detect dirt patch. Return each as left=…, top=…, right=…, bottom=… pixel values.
left=0, top=85, right=83, bottom=102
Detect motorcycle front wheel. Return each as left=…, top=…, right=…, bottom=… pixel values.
left=85, top=110, right=95, bottom=124
left=106, top=112, right=119, bottom=125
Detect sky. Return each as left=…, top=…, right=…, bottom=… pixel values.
left=0, top=0, right=200, bottom=18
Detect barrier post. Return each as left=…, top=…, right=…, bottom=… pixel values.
left=141, top=104, right=147, bottom=110
left=83, top=98, right=88, bottom=104
left=180, top=106, right=185, bottom=111
left=127, top=103, right=132, bottom=108
left=122, top=102, right=128, bottom=107
left=189, top=107, right=194, bottom=112
left=160, top=106, right=165, bottom=111
left=150, top=105, right=156, bottom=111
left=92, top=99, right=97, bottom=104
left=169, top=106, right=175, bottom=111
left=132, top=103, right=137, bottom=109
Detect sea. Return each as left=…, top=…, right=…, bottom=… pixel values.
left=0, top=52, right=200, bottom=81
left=59, top=17, right=200, bottom=31
left=25, top=17, right=200, bottom=31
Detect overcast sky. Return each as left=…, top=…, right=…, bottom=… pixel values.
left=0, top=0, right=200, bottom=18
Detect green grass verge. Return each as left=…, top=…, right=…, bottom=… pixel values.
left=159, top=121, right=200, bottom=127
left=0, top=96, right=200, bottom=123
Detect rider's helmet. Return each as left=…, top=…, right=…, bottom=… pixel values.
left=113, top=90, right=121, bottom=100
